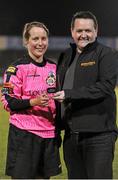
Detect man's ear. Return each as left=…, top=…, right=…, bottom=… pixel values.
left=71, top=28, right=74, bottom=38
left=23, top=39, right=28, bottom=48
left=95, top=27, right=98, bottom=38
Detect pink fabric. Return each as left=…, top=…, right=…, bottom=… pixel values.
left=1, top=60, right=57, bottom=138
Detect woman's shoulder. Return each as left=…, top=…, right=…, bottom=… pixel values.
left=11, top=55, right=30, bottom=67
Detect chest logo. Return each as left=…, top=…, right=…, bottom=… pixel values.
left=81, top=61, right=96, bottom=67
left=46, top=71, right=56, bottom=86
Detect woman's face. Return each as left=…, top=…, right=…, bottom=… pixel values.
left=26, top=26, right=48, bottom=61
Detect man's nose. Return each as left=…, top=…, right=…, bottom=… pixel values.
left=81, top=31, right=86, bottom=37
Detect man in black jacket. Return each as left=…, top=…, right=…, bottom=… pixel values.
left=54, top=11, right=118, bottom=179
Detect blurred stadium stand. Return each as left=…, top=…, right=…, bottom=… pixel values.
left=0, top=36, right=118, bottom=85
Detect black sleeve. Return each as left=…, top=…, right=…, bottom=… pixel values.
left=5, top=94, right=31, bottom=111
left=64, top=50, right=118, bottom=101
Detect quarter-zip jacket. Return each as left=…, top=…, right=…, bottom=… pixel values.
left=57, top=40, right=118, bottom=133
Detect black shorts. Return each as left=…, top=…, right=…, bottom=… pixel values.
left=6, top=124, right=62, bottom=179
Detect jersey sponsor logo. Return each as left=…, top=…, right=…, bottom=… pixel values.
left=6, top=66, right=18, bottom=75
left=46, top=71, right=56, bottom=86
left=81, top=61, right=96, bottom=67
left=27, top=90, right=47, bottom=97
left=28, top=90, right=41, bottom=96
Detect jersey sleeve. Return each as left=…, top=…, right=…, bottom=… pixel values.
left=1, top=65, right=31, bottom=111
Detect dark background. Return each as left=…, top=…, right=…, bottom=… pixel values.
left=0, top=0, right=118, bottom=79
left=0, top=0, right=118, bottom=37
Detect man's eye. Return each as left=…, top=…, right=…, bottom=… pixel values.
left=77, top=30, right=82, bottom=33
left=86, top=30, right=91, bottom=33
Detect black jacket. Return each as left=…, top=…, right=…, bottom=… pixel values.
left=57, top=40, right=118, bottom=133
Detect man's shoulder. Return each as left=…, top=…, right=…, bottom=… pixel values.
left=58, top=47, right=73, bottom=61
left=59, top=45, right=76, bottom=60
left=96, top=41, right=117, bottom=56
left=46, top=57, right=57, bottom=65
left=60, top=47, right=72, bottom=55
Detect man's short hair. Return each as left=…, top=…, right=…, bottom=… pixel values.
left=71, top=11, right=98, bottom=30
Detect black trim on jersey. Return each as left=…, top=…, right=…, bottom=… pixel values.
left=8, top=54, right=56, bottom=68
left=9, top=56, right=30, bottom=67
left=5, top=94, right=31, bottom=111
left=6, top=74, right=11, bottom=83
left=28, top=56, right=47, bottom=67
left=27, top=55, right=57, bottom=66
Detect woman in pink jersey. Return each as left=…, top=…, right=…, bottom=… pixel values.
left=1, top=22, right=61, bottom=179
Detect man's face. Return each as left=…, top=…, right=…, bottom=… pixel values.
left=71, top=18, right=98, bottom=51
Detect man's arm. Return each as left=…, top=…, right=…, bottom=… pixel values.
left=54, top=50, right=118, bottom=102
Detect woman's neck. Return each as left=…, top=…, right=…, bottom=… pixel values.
left=28, top=52, right=43, bottom=63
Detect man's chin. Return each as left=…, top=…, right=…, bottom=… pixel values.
left=82, top=42, right=89, bottom=47
left=77, top=42, right=89, bottom=52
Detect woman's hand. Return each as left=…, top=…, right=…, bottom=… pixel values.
left=30, top=93, right=49, bottom=107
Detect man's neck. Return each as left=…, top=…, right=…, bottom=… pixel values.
left=77, top=47, right=82, bottom=54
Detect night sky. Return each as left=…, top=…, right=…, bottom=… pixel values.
left=0, top=0, right=118, bottom=37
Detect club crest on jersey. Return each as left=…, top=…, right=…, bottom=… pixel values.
left=46, top=71, right=56, bottom=86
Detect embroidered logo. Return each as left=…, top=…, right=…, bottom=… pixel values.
left=6, top=66, right=17, bottom=75
left=81, top=61, right=95, bottom=67
left=46, top=71, right=56, bottom=86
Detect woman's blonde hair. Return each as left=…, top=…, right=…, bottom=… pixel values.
left=23, top=21, right=49, bottom=46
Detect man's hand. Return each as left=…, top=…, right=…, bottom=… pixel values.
left=53, top=90, right=65, bottom=102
